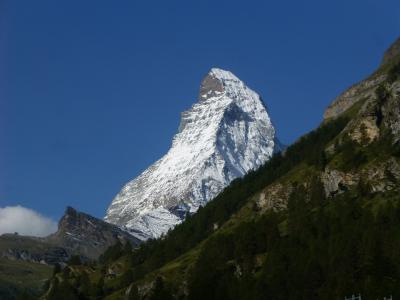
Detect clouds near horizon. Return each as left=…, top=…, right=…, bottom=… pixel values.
left=0, top=206, right=57, bottom=237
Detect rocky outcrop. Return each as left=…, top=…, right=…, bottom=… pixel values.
left=322, top=158, right=400, bottom=197
left=46, top=207, right=140, bottom=259
left=365, top=158, right=400, bottom=192
left=323, top=75, right=385, bottom=120
left=342, top=77, right=399, bottom=145
left=321, top=168, right=358, bottom=197
left=0, top=234, right=69, bottom=265
left=256, top=183, right=291, bottom=212
left=348, top=116, right=380, bottom=144
left=327, top=75, right=398, bottom=148
left=382, top=81, right=400, bottom=142
left=324, top=38, right=400, bottom=121
left=1, top=246, right=68, bottom=265
left=198, top=71, right=225, bottom=101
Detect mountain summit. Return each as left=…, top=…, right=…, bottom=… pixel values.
left=105, top=68, right=281, bottom=240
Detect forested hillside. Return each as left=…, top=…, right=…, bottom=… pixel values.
left=41, top=38, right=400, bottom=300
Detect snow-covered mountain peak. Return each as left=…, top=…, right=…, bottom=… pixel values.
left=198, top=68, right=244, bottom=102
left=208, top=67, right=241, bottom=85
left=105, top=68, right=280, bottom=240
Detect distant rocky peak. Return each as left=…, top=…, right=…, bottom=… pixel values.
left=47, top=206, right=140, bottom=259
left=64, top=206, right=78, bottom=218
left=57, top=206, right=90, bottom=232
left=58, top=206, right=77, bottom=229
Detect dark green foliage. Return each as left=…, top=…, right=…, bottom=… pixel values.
left=124, top=241, right=133, bottom=254
left=188, top=213, right=281, bottom=300
left=15, top=290, right=37, bottom=300
left=317, top=150, right=328, bottom=170
left=375, top=84, right=391, bottom=104
left=90, top=276, right=104, bottom=298
left=126, top=284, right=140, bottom=300
left=375, top=83, right=391, bottom=127
left=76, top=272, right=91, bottom=298
left=188, top=186, right=400, bottom=300
left=120, top=269, right=134, bottom=287
left=99, top=240, right=125, bottom=264
left=149, top=277, right=173, bottom=300
left=309, top=175, right=326, bottom=207
left=46, top=277, right=78, bottom=300
left=288, top=116, right=349, bottom=169
left=387, top=61, right=400, bottom=83
left=52, top=263, right=61, bottom=276
left=334, top=134, right=368, bottom=171
left=67, top=255, right=82, bottom=266
left=357, top=178, right=372, bottom=197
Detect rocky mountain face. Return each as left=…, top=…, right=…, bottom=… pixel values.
left=324, top=38, right=400, bottom=121
left=323, top=74, right=386, bottom=120
left=0, top=234, right=69, bottom=265
left=0, top=207, right=140, bottom=265
left=105, top=68, right=281, bottom=240
left=262, top=37, right=400, bottom=211
left=46, top=207, right=141, bottom=259
left=316, top=39, right=400, bottom=201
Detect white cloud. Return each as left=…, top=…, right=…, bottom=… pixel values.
left=0, top=206, right=58, bottom=237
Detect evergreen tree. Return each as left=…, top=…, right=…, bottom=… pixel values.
left=67, top=255, right=82, bottom=266
left=149, top=277, right=173, bottom=300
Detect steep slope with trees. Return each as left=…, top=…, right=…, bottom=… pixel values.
left=41, top=37, right=400, bottom=300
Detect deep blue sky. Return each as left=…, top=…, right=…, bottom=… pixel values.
left=1, top=0, right=399, bottom=221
